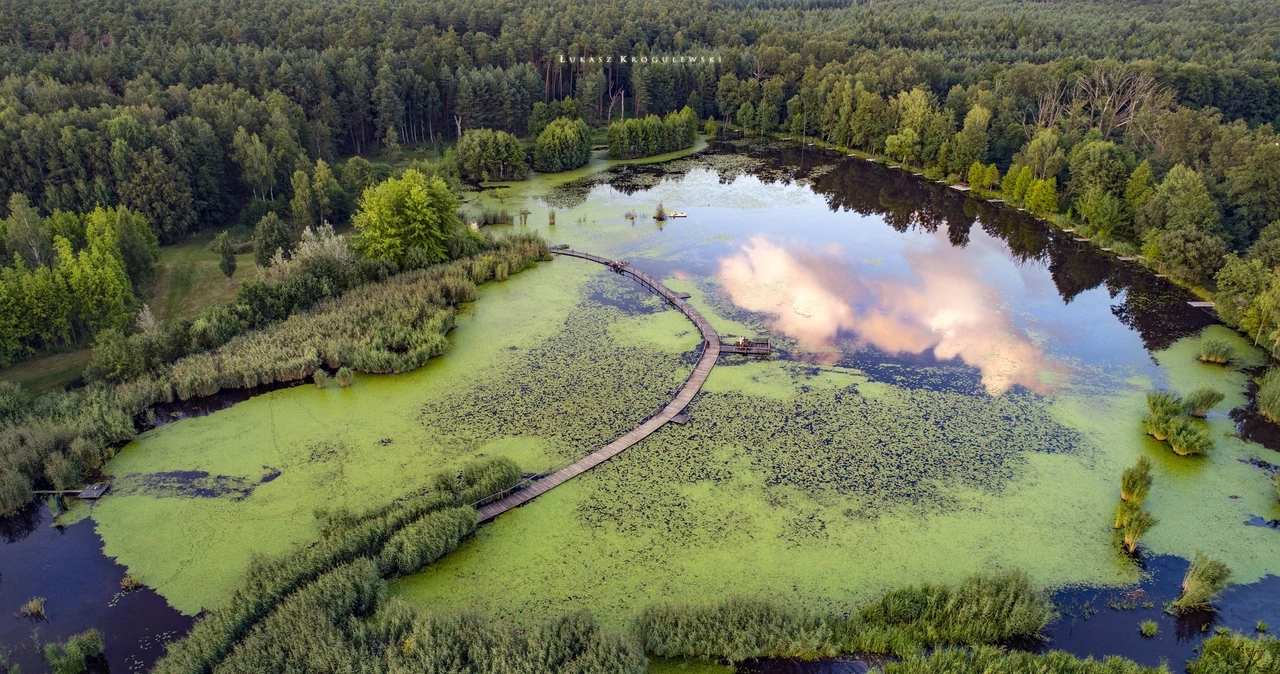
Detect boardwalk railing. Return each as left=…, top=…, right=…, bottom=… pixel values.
left=476, top=249, right=722, bottom=522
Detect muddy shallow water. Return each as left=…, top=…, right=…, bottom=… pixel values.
left=5, top=137, right=1280, bottom=672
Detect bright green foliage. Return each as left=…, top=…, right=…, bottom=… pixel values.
left=252, top=212, right=293, bottom=267
left=1126, top=161, right=1156, bottom=228
left=378, top=506, right=478, bottom=577
left=1183, top=387, right=1225, bottom=417
left=1025, top=178, right=1059, bottom=215
left=335, top=366, right=353, bottom=387
left=886, top=645, right=1167, bottom=674
left=456, top=128, right=527, bottom=182
left=1120, top=456, right=1152, bottom=504
left=1141, top=165, right=1221, bottom=235
left=1167, top=416, right=1213, bottom=456
left=1077, top=186, right=1124, bottom=238
left=607, top=107, right=698, bottom=160
left=1171, top=551, right=1232, bottom=613
left=43, top=629, right=104, bottom=674
left=1188, top=633, right=1280, bottom=674
left=352, top=169, right=460, bottom=266
left=534, top=118, right=592, bottom=173
left=1139, top=620, right=1158, bottom=638
left=1200, top=338, right=1234, bottom=365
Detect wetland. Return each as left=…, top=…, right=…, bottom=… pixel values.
left=4, top=137, right=1280, bottom=672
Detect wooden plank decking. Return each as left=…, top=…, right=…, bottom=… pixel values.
left=477, top=249, right=722, bottom=522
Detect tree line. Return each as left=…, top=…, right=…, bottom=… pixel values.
left=607, top=106, right=698, bottom=159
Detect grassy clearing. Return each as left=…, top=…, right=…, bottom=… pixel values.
left=0, top=348, right=93, bottom=395
left=148, top=230, right=256, bottom=323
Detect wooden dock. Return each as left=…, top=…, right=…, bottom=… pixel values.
left=477, top=249, right=723, bottom=522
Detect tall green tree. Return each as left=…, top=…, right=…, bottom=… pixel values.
left=253, top=212, right=294, bottom=267
left=352, top=169, right=459, bottom=265
left=216, top=231, right=237, bottom=280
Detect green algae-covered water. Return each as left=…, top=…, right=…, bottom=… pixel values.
left=93, top=137, right=1280, bottom=623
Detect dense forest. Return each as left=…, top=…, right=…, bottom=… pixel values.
left=2, top=0, right=1280, bottom=361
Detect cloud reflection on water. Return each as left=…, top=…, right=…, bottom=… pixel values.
left=716, top=235, right=1057, bottom=395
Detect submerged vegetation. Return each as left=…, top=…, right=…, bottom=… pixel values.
left=1170, top=551, right=1233, bottom=614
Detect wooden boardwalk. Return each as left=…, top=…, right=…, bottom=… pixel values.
left=477, top=249, right=722, bottom=522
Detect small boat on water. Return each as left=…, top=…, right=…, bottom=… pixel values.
left=670, top=211, right=687, bottom=218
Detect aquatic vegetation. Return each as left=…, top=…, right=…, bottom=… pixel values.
left=1187, top=632, right=1280, bottom=674
left=885, top=645, right=1167, bottom=674
left=1120, top=457, right=1152, bottom=504
left=1256, top=369, right=1280, bottom=424
left=655, top=201, right=667, bottom=221
left=1139, top=620, right=1158, bottom=637
left=1274, top=472, right=1280, bottom=501
left=335, top=367, right=354, bottom=388
left=378, top=507, right=478, bottom=577
left=457, top=457, right=525, bottom=506
left=154, top=456, right=517, bottom=674
left=43, top=629, right=104, bottom=674
left=1121, top=510, right=1158, bottom=554
left=1170, top=551, right=1232, bottom=614
left=1258, top=621, right=1269, bottom=633
left=636, top=571, right=1054, bottom=662
left=1184, top=387, right=1225, bottom=417
left=121, top=572, right=143, bottom=592
left=313, top=370, right=328, bottom=389
left=1114, top=500, right=1138, bottom=530
left=19, top=597, right=46, bottom=619
left=1199, top=339, right=1234, bottom=365
left=1143, top=391, right=1183, bottom=441
left=1167, top=417, right=1213, bottom=456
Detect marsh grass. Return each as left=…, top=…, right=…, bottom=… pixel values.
left=121, top=573, right=143, bottom=592
left=1199, top=339, right=1234, bottom=365
left=335, top=366, right=354, bottom=388
left=43, top=629, right=104, bottom=674
left=1184, top=387, right=1225, bottom=417
left=637, top=570, right=1055, bottom=662
left=154, top=456, right=521, bottom=674
left=1170, top=551, right=1231, bottom=614
left=1114, top=500, right=1138, bottom=530
left=1120, top=457, right=1152, bottom=504
left=313, top=370, right=328, bottom=389
left=655, top=202, right=667, bottom=221
left=1167, top=417, right=1213, bottom=456
left=1187, top=632, right=1280, bottom=674
left=1256, top=369, right=1280, bottom=424
left=1121, top=510, right=1158, bottom=554
left=1143, top=391, right=1183, bottom=441
left=20, top=596, right=46, bottom=620
left=885, top=646, right=1166, bottom=674
left=1139, top=620, right=1158, bottom=637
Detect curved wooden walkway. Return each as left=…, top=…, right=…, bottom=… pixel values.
left=477, top=249, right=721, bottom=522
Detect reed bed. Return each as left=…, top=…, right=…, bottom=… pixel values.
left=635, top=570, right=1055, bottom=662
left=1170, top=551, right=1232, bottom=614
left=1199, top=338, right=1234, bottom=365
left=884, top=645, right=1167, bottom=674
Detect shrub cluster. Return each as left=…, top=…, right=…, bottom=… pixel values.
left=43, top=629, right=105, bottom=674
left=534, top=117, right=592, bottom=173
left=606, top=107, right=698, bottom=160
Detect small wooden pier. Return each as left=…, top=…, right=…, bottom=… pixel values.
left=477, top=248, right=723, bottom=522
left=724, top=336, right=771, bottom=356
left=32, top=484, right=109, bottom=500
